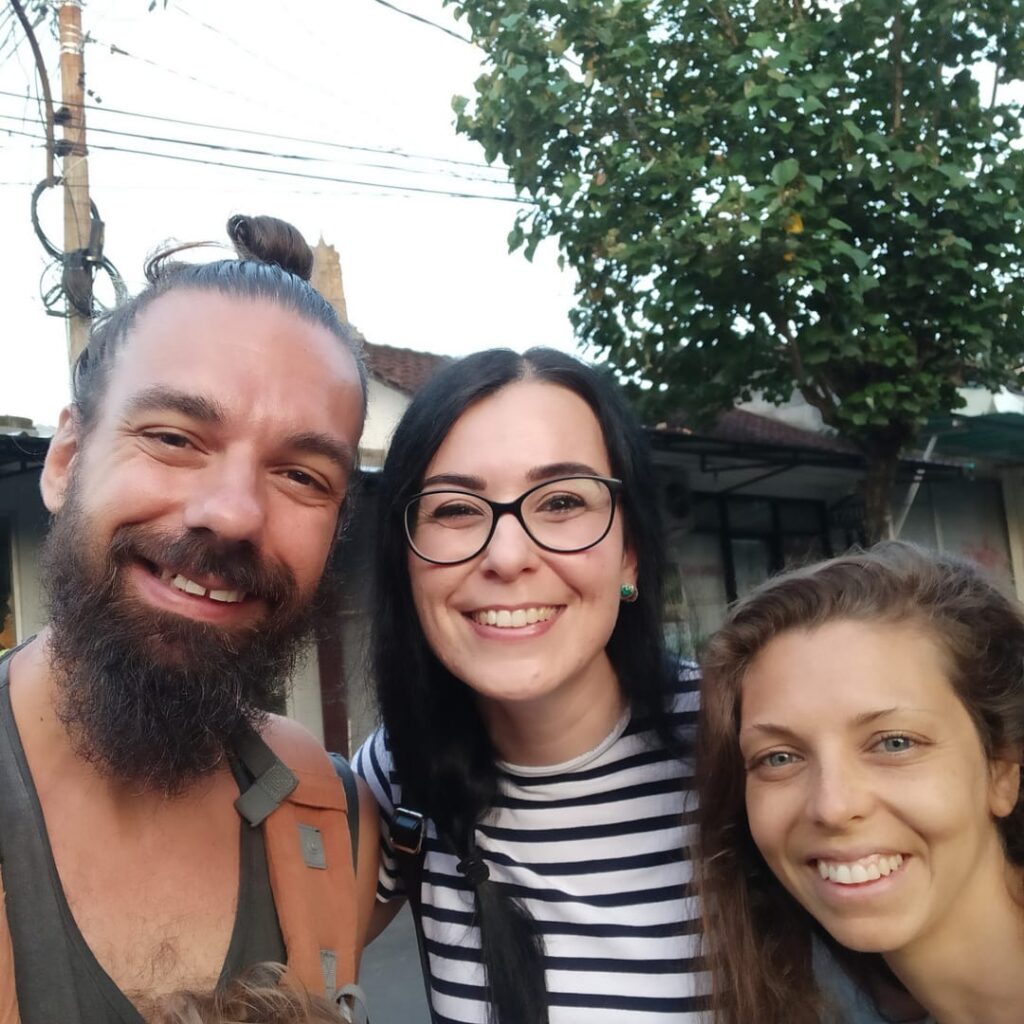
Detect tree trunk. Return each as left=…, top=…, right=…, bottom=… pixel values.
left=860, top=448, right=900, bottom=544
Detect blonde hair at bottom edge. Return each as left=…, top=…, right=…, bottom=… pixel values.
left=152, top=964, right=341, bottom=1024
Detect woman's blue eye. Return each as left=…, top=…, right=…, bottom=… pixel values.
left=761, top=751, right=795, bottom=769
left=878, top=734, right=914, bottom=753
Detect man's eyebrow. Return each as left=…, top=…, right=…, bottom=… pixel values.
left=124, top=386, right=225, bottom=423
left=285, top=431, right=357, bottom=474
left=125, top=388, right=355, bottom=473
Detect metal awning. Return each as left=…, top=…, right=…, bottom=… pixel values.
left=0, top=433, right=50, bottom=478
left=647, top=427, right=972, bottom=481
left=926, top=412, right=1024, bottom=465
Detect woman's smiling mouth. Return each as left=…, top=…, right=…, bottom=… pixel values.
left=469, top=606, right=560, bottom=628
left=813, top=852, right=907, bottom=885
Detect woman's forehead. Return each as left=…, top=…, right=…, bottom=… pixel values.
left=425, top=380, right=612, bottom=482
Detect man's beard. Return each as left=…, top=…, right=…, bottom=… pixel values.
left=41, top=490, right=340, bottom=796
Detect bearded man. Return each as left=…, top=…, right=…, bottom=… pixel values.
left=0, top=215, right=378, bottom=1023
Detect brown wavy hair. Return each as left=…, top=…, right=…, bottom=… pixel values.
left=696, top=541, right=1024, bottom=1024
left=152, top=964, right=340, bottom=1024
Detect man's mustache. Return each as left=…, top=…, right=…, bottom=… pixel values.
left=107, top=526, right=297, bottom=608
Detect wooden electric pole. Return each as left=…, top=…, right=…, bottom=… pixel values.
left=58, top=0, right=92, bottom=365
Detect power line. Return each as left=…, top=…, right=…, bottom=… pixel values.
left=2, top=126, right=529, bottom=203
left=0, top=178, right=402, bottom=199
left=88, top=32, right=296, bottom=113
left=367, top=0, right=473, bottom=45
left=169, top=3, right=332, bottom=95
left=0, top=108, right=512, bottom=186
left=0, top=87, right=501, bottom=172
left=88, top=29, right=465, bottom=162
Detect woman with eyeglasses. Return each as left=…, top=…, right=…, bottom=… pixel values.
left=353, top=348, right=703, bottom=1024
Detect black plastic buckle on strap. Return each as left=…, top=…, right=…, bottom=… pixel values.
left=390, top=806, right=425, bottom=855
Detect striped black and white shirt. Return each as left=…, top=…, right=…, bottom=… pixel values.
left=353, top=665, right=709, bottom=1024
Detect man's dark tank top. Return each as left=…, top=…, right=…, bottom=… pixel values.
left=0, top=651, right=286, bottom=1023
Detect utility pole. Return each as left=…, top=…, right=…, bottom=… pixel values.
left=58, top=0, right=92, bottom=365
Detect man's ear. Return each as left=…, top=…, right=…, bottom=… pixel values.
left=40, top=406, right=82, bottom=513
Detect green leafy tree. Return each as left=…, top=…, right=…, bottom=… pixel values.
left=447, top=0, right=1024, bottom=540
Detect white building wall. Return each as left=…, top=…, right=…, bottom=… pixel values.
left=0, top=469, right=48, bottom=641
left=285, top=644, right=325, bottom=742
left=899, top=478, right=1014, bottom=590
left=359, top=379, right=410, bottom=469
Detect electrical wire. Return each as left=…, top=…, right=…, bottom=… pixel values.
left=0, top=108, right=510, bottom=185
left=169, top=3, right=340, bottom=95
left=89, top=33, right=296, bottom=114
left=89, top=29, right=462, bottom=155
left=0, top=87, right=500, bottom=172
left=7, top=0, right=56, bottom=180
left=366, top=0, right=473, bottom=45
left=2, top=126, right=529, bottom=203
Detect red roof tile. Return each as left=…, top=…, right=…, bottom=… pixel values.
left=661, top=407, right=858, bottom=454
left=363, top=342, right=451, bottom=395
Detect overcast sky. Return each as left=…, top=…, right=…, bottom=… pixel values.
left=0, top=0, right=580, bottom=427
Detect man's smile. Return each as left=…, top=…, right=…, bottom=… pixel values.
left=152, top=565, right=247, bottom=604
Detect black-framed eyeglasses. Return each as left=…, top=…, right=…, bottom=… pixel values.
left=404, top=475, right=623, bottom=566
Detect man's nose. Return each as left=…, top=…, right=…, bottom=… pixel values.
left=182, top=457, right=266, bottom=544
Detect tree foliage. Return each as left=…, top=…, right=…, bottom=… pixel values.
left=446, top=0, right=1024, bottom=538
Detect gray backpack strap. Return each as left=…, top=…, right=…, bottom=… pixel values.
left=327, top=752, right=359, bottom=870
left=334, top=981, right=370, bottom=1024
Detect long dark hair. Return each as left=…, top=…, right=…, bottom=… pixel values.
left=372, top=347, right=676, bottom=1023
left=72, top=213, right=367, bottom=431
left=696, top=541, right=1024, bottom=1024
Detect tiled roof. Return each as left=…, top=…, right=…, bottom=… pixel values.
left=659, top=407, right=858, bottom=454
left=363, top=341, right=451, bottom=395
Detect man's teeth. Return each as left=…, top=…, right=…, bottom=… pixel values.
left=158, top=568, right=245, bottom=604
left=471, top=606, right=557, bottom=628
left=816, top=853, right=904, bottom=884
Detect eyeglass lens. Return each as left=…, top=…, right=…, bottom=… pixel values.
left=406, top=477, right=615, bottom=564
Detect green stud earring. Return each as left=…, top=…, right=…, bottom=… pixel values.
left=620, top=583, right=639, bottom=603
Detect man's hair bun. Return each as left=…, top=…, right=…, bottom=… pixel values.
left=226, top=214, right=314, bottom=281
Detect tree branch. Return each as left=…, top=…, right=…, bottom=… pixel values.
left=890, top=10, right=904, bottom=132
left=772, top=315, right=836, bottom=420
left=711, top=0, right=739, bottom=47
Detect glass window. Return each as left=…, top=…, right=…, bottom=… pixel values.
left=732, top=537, right=773, bottom=599
left=778, top=500, right=822, bottom=533
left=692, top=495, right=721, bottom=531
left=782, top=533, right=827, bottom=568
left=668, top=532, right=729, bottom=657
left=727, top=498, right=773, bottom=534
